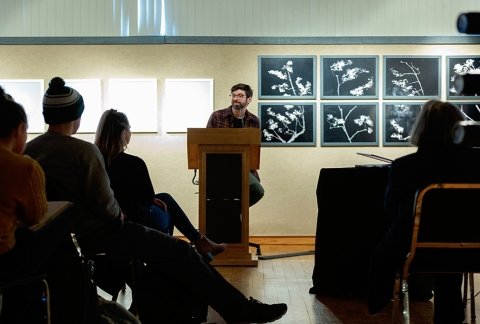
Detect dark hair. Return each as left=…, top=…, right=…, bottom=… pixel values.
left=95, top=109, right=130, bottom=165
left=0, top=86, right=27, bottom=138
left=231, top=83, right=253, bottom=98
left=410, top=100, right=464, bottom=149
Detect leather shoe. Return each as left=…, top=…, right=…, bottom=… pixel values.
left=194, top=235, right=227, bottom=259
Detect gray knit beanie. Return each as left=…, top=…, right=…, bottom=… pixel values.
left=43, top=77, right=84, bottom=124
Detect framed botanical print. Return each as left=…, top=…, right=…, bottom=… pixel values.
left=321, top=102, right=378, bottom=146
left=383, top=56, right=441, bottom=99
left=258, top=55, right=316, bottom=100
left=259, top=102, right=316, bottom=146
left=321, top=56, right=378, bottom=99
left=452, top=102, right=480, bottom=121
left=383, top=103, right=422, bottom=146
left=447, top=56, right=480, bottom=99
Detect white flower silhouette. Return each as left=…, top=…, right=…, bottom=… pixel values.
left=325, top=105, right=375, bottom=143
left=389, top=61, right=424, bottom=96
left=262, top=105, right=308, bottom=143
left=268, top=60, right=312, bottom=97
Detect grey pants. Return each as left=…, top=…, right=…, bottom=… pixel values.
left=249, top=172, right=265, bottom=206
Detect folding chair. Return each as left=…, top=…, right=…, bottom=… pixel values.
left=0, top=274, right=50, bottom=323
left=392, top=183, right=480, bottom=324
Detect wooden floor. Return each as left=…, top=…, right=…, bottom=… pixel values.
left=102, top=243, right=480, bottom=324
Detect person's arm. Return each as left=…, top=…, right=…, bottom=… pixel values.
left=18, top=159, right=48, bottom=226
left=132, top=156, right=156, bottom=205
left=206, top=112, right=216, bottom=128
left=81, top=145, right=121, bottom=219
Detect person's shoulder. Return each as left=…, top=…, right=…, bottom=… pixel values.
left=119, top=152, right=145, bottom=163
left=391, top=152, right=417, bottom=168
left=212, top=107, right=230, bottom=115
left=245, top=109, right=258, bottom=117
left=11, top=153, right=43, bottom=177
left=114, top=152, right=147, bottom=168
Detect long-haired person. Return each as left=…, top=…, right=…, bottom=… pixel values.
left=368, top=100, right=480, bottom=324
left=95, top=109, right=226, bottom=260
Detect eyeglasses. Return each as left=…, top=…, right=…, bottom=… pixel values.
left=230, top=93, right=246, bottom=99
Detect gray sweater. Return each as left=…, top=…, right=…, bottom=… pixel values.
left=25, top=131, right=121, bottom=238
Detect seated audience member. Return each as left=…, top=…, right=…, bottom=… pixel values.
left=25, top=77, right=288, bottom=323
left=94, top=109, right=226, bottom=260
left=206, top=83, right=265, bottom=206
left=367, top=100, right=480, bottom=324
left=0, top=86, right=97, bottom=323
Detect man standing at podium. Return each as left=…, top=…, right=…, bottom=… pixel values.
left=206, top=83, right=264, bottom=206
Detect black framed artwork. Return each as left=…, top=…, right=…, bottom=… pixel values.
left=447, top=56, right=480, bottom=99
left=452, top=102, right=480, bottom=121
left=259, top=102, right=316, bottom=146
left=383, top=103, right=422, bottom=146
left=320, top=103, right=378, bottom=146
left=321, top=56, right=378, bottom=99
left=258, top=55, right=316, bottom=100
left=383, top=56, right=441, bottom=99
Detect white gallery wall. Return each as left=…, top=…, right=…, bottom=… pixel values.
left=1, top=0, right=480, bottom=37
left=2, top=1, right=480, bottom=236
left=2, top=42, right=479, bottom=236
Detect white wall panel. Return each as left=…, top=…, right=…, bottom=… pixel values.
left=1, top=0, right=480, bottom=37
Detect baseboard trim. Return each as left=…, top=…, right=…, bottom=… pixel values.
left=174, top=235, right=315, bottom=245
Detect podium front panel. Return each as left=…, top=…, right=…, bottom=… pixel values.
left=205, top=153, right=242, bottom=243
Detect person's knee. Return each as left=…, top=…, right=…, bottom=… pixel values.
left=249, top=186, right=264, bottom=206
left=156, top=192, right=173, bottom=201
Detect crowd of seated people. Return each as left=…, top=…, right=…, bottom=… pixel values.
left=1, top=77, right=288, bottom=323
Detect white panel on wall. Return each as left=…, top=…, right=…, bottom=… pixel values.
left=0, top=80, right=45, bottom=133
left=108, top=79, right=158, bottom=133
left=163, top=79, right=213, bottom=133
left=65, top=79, right=102, bottom=133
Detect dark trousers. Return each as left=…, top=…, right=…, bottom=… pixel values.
left=77, top=220, right=248, bottom=320
left=0, top=211, right=96, bottom=324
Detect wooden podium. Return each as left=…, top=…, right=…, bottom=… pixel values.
left=187, top=128, right=260, bottom=266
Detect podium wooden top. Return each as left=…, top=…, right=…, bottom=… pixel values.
left=187, top=128, right=261, bottom=169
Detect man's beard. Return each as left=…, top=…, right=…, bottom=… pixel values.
left=232, top=102, right=243, bottom=110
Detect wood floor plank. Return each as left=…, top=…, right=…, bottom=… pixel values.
left=100, top=243, right=480, bottom=323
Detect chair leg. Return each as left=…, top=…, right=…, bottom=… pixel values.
left=469, top=273, right=476, bottom=322
left=392, top=273, right=401, bottom=324
left=402, top=279, right=410, bottom=324
left=41, top=279, right=51, bottom=324
left=128, top=259, right=139, bottom=317
left=249, top=242, right=261, bottom=256
left=464, top=273, right=469, bottom=309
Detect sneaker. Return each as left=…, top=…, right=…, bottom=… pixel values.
left=229, top=297, right=288, bottom=323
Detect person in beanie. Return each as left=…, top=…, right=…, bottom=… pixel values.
left=25, top=77, right=288, bottom=323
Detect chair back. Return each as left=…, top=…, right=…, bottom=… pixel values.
left=404, top=183, right=480, bottom=274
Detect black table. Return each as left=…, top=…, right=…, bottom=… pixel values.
left=310, top=166, right=390, bottom=297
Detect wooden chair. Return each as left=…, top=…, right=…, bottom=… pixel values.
left=392, top=183, right=480, bottom=324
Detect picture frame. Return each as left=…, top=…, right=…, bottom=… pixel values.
left=0, top=79, right=45, bottom=133
left=321, top=103, right=378, bottom=146
left=383, top=56, right=441, bottom=99
left=447, top=56, right=480, bottom=99
left=451, top=102, right=480, bottom=121
left=259, top=102, right=316, bottom=147
left=383, top=102, right=422, bottom=146
left=321, top=56, right=378, bottom=99
left=258, top=55, right=316, bottom=100
left=65, top=79, right=102, bottom=133
left=108, top=79, right=158, bottom=132
left=163, top=79, right=213, bottom=133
